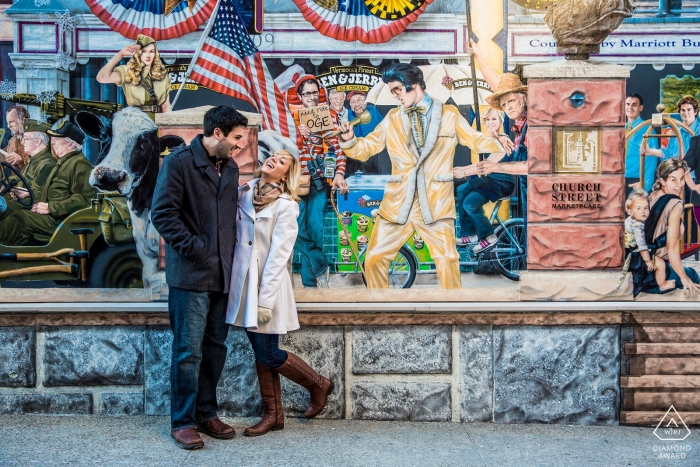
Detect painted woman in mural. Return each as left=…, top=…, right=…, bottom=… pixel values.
left=452, top=108, right=513, bottom=253
left=636, top=158, right=700, bottom=297
left=96, top=34, right=172, bottom=115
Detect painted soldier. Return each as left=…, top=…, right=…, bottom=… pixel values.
left=0, top=121, right=93, bottom=245
left=0, top=119, right=56, bottom=221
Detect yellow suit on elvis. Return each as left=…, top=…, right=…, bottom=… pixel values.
left=339, top=99, right=503, bottom=288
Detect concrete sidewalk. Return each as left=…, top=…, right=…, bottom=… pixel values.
left=0, top=415, right=697, bottom=466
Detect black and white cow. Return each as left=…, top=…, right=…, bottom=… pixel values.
left=83, top=108, right=184, bottom=289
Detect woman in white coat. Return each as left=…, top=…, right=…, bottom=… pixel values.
left=225, top=150, right=334, bottom=437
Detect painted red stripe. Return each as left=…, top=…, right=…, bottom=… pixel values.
left=85, top=0, right=216, bottom=40
left=291, top=0, right=433, bottom=44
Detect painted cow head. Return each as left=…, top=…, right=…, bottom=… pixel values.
left=86, top=108, right=184, bottom=216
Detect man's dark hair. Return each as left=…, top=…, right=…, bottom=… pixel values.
left=382, top=63, right=426, bottom=92
left=203, top=105, right=248, bottom=137
left=627, top=93, right=644, bottom=106
left=297, top=78, right=319, bottom=97
left=6, top=105, right=30, bottom=121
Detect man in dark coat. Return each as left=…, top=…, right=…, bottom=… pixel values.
left=0, top=121, right=93, bottom=245
left=151, top=105, right=247, bottom=450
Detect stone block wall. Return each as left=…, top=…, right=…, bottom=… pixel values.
left=0, top=324, right=621, bottom=424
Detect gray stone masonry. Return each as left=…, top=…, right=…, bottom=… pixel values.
left=493, top=326, right=620, bottom=424
left=0, top=327, right=36, bottom=388
left=460, top=326, right=493, bottom=422
left=0, top=323, right=622, bottom=424
left=99, top=393, right=144, bottom=416
left=0, top=394, right=92, bottom=414
left=352, top=325, right=451, bottom=374
left=351, top=382, right=452, bottom=421
left=44, top=327, right=143, bottom=387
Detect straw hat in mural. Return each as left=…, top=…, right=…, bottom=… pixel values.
left=485, top=73, right=528, bottom=111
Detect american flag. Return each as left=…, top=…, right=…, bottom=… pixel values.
left=189, top=0, right=297, bottom=139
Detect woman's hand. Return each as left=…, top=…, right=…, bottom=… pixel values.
left=258, top=306, right=272, bottom=324
left=645, top=260, right=655, bottom=272
left=119, top=44, right=141, bottom=59
left=453, top=166, right=467, bottom=179
left=680, top=275, right=700, bottom=299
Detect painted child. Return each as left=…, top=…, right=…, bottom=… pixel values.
left=624, top=189, right=675, bottom=291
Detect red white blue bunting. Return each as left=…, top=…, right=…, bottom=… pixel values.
left=85, top=0, right=218, bottom=40
left=292, top=0, right=434, bottom=44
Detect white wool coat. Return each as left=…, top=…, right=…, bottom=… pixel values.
left=225, top=179, right=300, bottom=334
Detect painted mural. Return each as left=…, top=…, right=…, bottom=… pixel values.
left=0, top=0, right=699, bottom=301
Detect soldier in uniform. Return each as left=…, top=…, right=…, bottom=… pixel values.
left=0, top=119, right=57, bottom=221
left=96, top=34, right=172, bottom=116
left=0, top=121, right=94, bottom=246
left=2, top=105, right=30, bottom=171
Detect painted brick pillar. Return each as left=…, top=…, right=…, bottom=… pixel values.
left=522, top=61, right=630, bottom=271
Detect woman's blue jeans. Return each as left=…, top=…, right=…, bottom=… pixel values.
left=456, top=182, right=495, bottom=239
left=295, top=184, right=329, bottom=287
left=246, top=330, right=288, bottom=369
left=168, top=286, right=229, bottom=431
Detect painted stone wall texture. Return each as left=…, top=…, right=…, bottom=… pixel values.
left=0, top=327, right=35, bottom=388
left=144, top=327, right=171, bottom=416
left=0, top=393, right=92, bottom=414
left=528, top=224, right=625, bottom=269
left=99, top=393, right=144, bottom=416
left=459, top=326, right=493, bottom=422
left=44, top=327, right=143, bottom=387
left=352, top=325, right=451, bottom=374
left=527, top=127, right=552, bottom=173
left=493, top=326, right=620, bottom=424
left=280, top=327, right=345, bottom=419
left=351, top=382, right=451, bottom=421
left=528, top=175, right=625, bottom=223
left=600, top=128, right=625, bottom=173
left=528, top=79, right=625, bottom=127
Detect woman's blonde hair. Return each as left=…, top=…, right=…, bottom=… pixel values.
left=652, top=158, right=688, bottom=192
left=124, top=43, right=167, bottom=85
left=254, top=150, right=301, bottom=202
left=482, top=107, right=504, bottom=126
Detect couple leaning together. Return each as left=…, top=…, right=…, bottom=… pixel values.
left=151, top=106, right=333, bottom=450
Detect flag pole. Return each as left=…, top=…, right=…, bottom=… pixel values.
left=465, top=0, right=481, bottom=134
left=171, top=0, right=222, bottom=110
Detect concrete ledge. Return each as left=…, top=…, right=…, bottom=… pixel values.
left=523, top=60, right=631, bottom=79
left=520, top=271, right=633, bottom=301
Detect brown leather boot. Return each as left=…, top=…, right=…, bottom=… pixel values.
left=275, top=352, right=334, bottom=419
left=244, top=360, right=284, bottom=436
left=171, top=427, right=204, bottom=450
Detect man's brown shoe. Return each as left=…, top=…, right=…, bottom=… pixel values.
left=196, top=418, right=236, bottom=439
left=171, top=428, right=204, bottom=450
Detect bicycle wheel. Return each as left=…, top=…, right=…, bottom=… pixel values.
left=362, top=245, right=417, bottom=289
left=493, top=219, right=527, bottom=281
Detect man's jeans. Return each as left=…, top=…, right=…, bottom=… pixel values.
left=168, top=286, right=229, bottom=431
left=295, top=184, right=329, bottom=287
left=456, top=182, right=494, bottom=239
